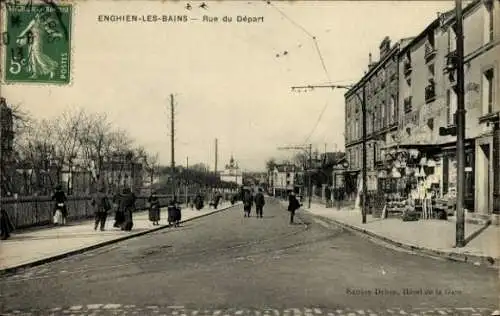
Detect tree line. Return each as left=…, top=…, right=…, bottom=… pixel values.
left=1, top=100, right=238, bottom=197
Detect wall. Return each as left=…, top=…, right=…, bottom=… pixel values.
left=0, top=192, right=234, bottom=229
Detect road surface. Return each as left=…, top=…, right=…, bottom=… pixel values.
left=0, top=199, right=497, bottom=315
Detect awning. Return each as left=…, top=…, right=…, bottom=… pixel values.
left=382, top=138, right=474, bottom=151
left=343, top=169, right=360, bottom=174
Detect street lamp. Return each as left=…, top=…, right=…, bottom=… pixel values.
left=291, top=84, right=367, bottom=224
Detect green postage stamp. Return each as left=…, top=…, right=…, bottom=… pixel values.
left=2, top=2, right=72, bottom=84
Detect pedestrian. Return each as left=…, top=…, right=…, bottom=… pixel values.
left=148, top=191, right=161, bottom=225
left=0, top=209, right=15, bottom=240
left=287, top=191, right=302, bottom=224
left=168, top=198, right=181, bottom=227
left=242, top=189, right=254, bottom=217
left=119, top=187, right=136, bottom=231
left=174, top=199, right=182, bottom=227
left=51, top=184, right=68, bottom=225
left=91, top=187, right=112, bottom=231
left=254, top=188, right=265, bottom=218
left=194, top=193, right=204, bottom=210
left=112, top=190, right=124, bottom=228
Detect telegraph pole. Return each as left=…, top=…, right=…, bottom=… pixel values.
left=214, top=138, right=218, bottom=175
left=455, top=0, right=466, bottom=247
left=186, top=156, right=189, bottom=205
left=291, top=83, right=367, bottom=224
left=308, top=143, right=312, bottom=209
left=170, top=94, right=176, bottom=199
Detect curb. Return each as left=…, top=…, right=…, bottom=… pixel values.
left=0, top=202, right=241, bottom=276
left=309, top=211, right=499, bottom=269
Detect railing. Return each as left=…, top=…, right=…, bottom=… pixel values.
left=404, top=96, right=412, bottom=113
left=0, top=192, right=235, bottom=229
left=445, top=50, right=457, bottom=72
left=403, top=62, right=412, bottom=76
left=425, top=84, right=436, bottom=103
left=424, top=44, right=437, bottom=63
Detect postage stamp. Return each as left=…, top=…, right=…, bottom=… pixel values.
left=2, top=1, right=72, bottom=84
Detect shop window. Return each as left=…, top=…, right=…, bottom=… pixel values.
left=482, top=68, right=494, bottom=114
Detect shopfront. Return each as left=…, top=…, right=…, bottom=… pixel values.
left=377, top=141, right=475, bottom=219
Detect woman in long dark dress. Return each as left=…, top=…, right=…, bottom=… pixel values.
left=148, top=192, right=160, bottom=225
left=173, top=201, right=182, bottom=227
left=167, top=200, right=176, bottom=226
left=0, top=209, right=15, bottom=240
left=120, top=188, right=136, bottom=231
left=113, top=191, right=124, bottom=228
left=287, top=192, right=302, bottom=224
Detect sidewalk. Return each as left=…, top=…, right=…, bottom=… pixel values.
left=0, top=202, right=240, bottom=274
left=284, top=200, right=500, bottom=268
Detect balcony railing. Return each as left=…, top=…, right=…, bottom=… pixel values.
left=403, top=62, right=412, bottom=76
left=424, top=44, right=437, bottom=63
left=404, top=96, right=412, bottom=113
left=444, top=50, right=457, bottom=73
left=425, top=83, right=436, bottom=103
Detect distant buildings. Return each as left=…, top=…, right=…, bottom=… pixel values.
left=220, top=155, right=243, bottom=186
left=344, top=0, right=500, bottom=220
left=270, top=163, right=303, bottom=197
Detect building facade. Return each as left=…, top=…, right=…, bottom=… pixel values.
left=271, top=164, right=302, bottom=197
left=381, top=0, right=499, bottom=216
left=344, top=36, right=411, bottom=195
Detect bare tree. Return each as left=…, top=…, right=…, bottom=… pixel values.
left=16, top=119, right=58, bottom=194
left=51, top=109, right=86, bottom=191
left=78, top=112, right=113, bottom=184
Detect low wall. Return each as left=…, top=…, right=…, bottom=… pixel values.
left=0, top=192, right=234, bottom=229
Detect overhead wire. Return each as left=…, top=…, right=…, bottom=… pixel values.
left=304, top=99, right=329, bottom=143
left=263, top=1, right=336, bottom=144
left=265, top=0, right=332, bottom=83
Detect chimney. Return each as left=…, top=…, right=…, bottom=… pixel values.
left=380, top=36, right=391, bottom=59
left=368, top=53, right=376, bottom=70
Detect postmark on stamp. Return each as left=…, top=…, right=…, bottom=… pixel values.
left=1, top=1, right=72, bottom=84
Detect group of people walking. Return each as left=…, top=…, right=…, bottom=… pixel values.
left=242, top=188, right=266, bottom=218
left=241, top=188, right=302, bottom=224
left=147, top=192, right=182, bottom=227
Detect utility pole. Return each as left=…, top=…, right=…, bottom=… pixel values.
left=214, top=138, right=218, bottom=175
left=186, top=156, right=189, bottom=206
left=291, top=83, right=367, bottom=224
left=454, top=0, right=466, bottom=247
left=308, top=143, right=312, bottom=209
left=170, top=94, right=176, bottom=199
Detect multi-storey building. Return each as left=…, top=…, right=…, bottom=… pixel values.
left=271, top=164, right=302, bottom=197
left=382, top=0, right=499, bottom=217
left=344, top=37, right=412, bottom=196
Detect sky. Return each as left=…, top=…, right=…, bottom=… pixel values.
left=2, top=0, right=456, bottom=172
